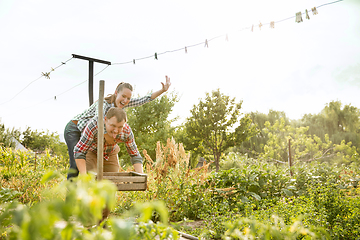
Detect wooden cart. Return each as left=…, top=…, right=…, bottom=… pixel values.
left=96, top=80, right=147, bottom=191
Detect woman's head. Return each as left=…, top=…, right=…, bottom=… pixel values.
left=105, top=82, right=133, bottom=108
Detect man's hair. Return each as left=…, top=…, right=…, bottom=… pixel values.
left=106, top=107, right=127, bottom=122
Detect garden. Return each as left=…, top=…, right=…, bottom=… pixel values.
left=1, top=94, right=360, bottom=239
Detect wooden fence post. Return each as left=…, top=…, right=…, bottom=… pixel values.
left=288, top=139, right=293, bottom=176
left=97, top=80, right=105, bottom=181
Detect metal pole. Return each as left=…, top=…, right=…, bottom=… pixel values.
left=72, top=54, right=111, bottom=107
left=89, top=61, right=94, bottom=106
left=97, top=80, right=105, bottom=181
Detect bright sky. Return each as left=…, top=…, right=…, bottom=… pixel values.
left=0, top=0, right=359, bottom=139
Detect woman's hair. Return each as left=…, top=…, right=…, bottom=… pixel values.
left=104, top=82, right=133, bottom=104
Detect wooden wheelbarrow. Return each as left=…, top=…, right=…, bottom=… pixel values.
left=96, top=80, right=147, bottom=191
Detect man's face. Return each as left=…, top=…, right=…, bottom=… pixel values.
left=104, top=116, right=125, bottom=139
left=114, top=88, right=132, bottom=109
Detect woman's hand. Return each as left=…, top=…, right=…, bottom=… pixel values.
left=161, top=75, right=171, bottom=93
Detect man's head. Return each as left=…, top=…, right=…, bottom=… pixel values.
left=104, top=107, right=127, bottom=138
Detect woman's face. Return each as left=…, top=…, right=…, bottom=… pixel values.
left=114, top=88, right=132, bottom=109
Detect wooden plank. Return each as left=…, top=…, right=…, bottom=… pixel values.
left=103, top=176, right=145, bottom=182
left=103, top=172, right=134, bottom=176
left=116, top=183, right=147, bottom=191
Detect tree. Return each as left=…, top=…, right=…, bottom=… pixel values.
left=21, top=127, right=68, bottom=157
left=184, top=89, right=255, bottom=172
left=300, top=100, right=360, bottom=150
left=235, top=110, right=289, bottom=158
left=261, top=118, right=359, bottom=166
left=118, top=92, right=179, bottom=166
left=0, top=123, right=21, bottom=148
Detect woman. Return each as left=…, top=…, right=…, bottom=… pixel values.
left=64, top=76, right=171, bottom=179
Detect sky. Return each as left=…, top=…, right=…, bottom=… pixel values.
left=0, top=0, right=359, bottom=140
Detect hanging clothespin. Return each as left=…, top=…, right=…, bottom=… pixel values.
left=225, top=34, right=229, bottom=41
left=205, top=39, right=208, bottom=48
left=42, top=72, right=51, bottom=79
left=305, top=9, right=310, bottom=20
left=54, top=96, right=57, bottom=100
left=185, top=47, right=187, bottom=53
left=51, top=67, right=54, bottom=72
left=251, top=24, right=254, bottom=32
left=295, top=12, right=303, bottom=23
left=133, top=59, right=136, bottom=64
left=154, top=53, right=158, bottom=60
left=61, top=62, right=66, bottom=65
left=270, top=21, right=275, bottom=29
left=259, top=22, right=262, bottom=30
left=311, top=7, right=318, bottom=15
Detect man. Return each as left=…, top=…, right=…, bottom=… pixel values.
left=74, top=107, right=143, bottom=175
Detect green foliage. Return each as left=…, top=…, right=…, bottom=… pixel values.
left=0, top=123, right=21, bottom=148
left=118, top=92, right=178, bottom=166
left=21, top=127, right=68, bottom=157
left=0, top=187, right=22, bottom=203
left=259, top=117, right=360, bottom=165
left=0, top=172, right=179, bottom=240
left=299, top=100, right=360, bottom=151
left=0, top=147, right=68, bottom=204
left=235, top=110, right=290, bottom=158
left=223, top=215, right=330, bottom=239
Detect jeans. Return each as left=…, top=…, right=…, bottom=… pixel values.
left=64, top=121, right=81, bottom=179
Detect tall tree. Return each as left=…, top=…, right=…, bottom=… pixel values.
left=236, top=110, right=289, bottom=158
left=184, top=89, right=255, bottom=171
left=300, top=100, right=360, bottom=149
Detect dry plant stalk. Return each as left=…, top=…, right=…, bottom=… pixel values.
left=143, top=137, right=208, bottom=185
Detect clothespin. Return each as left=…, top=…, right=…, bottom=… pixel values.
left=251, top=24, right=254, bottom=32
left=42, top=72, right=50, bottom=79
left=133, top=59, right=136, bottom=64
left=225, top=34, right=229, bottom=41
left=305, top=9, right=310, bottom=20
left=311, top=7, right=318, bottom=15
left=61, top=62, right=66, bottom=65
left=270, top=21, right=275, bottom=29
left=51, top=67, right=54, bottom=72
left=259, top=22, right=262, bottom=30
left=295, top=12, right=303, bottom=23
left=205, top=39, right=208, bottom=48
left=54, top=96, right=57, bottom=100
left=185, top=47, right=187, bottom=53
left=154, top=53, right=158, bottom=60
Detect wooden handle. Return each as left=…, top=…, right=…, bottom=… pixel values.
left=97, top=80, right=105, bottom=181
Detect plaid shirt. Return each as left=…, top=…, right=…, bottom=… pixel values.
left=73, top=117, right=143, bottom=165
left=73, top=93, right=152, bottom=132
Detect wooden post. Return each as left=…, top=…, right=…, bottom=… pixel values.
left=97, top=80, right=105, bottom=181
left=34, top=152, right=37, bottom=170
left=288, top=139, right=293, bottom=176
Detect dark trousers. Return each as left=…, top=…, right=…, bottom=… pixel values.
left=64, top=121, right=81, bottom=179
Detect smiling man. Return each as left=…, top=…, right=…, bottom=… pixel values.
left=74, top=107, right=143, bottom=175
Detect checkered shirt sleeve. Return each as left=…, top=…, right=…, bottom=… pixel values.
left=73, top=119, right=98, bottom=160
